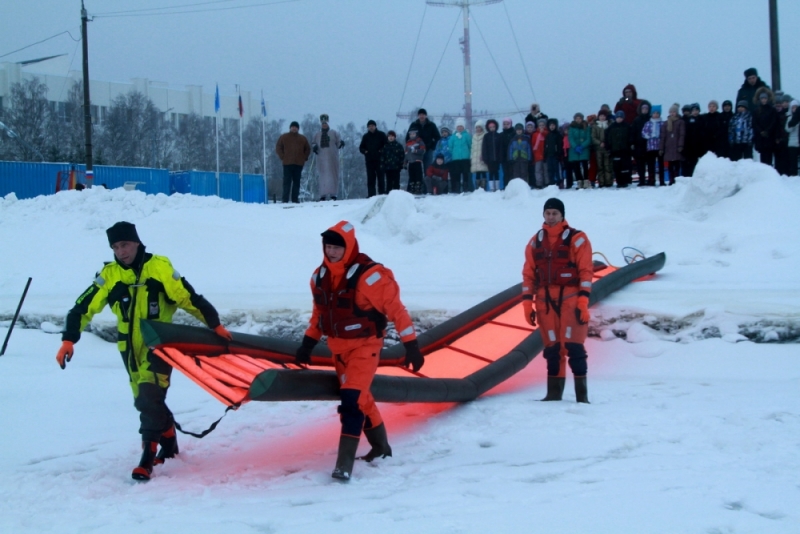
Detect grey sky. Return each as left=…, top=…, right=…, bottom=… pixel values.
left=2, top=0, right=798, bottom=129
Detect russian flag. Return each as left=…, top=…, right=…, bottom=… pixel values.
left=238, top=94, right=243, bottom=118
left=214, top=84, right=220, bottom=113
left=261, top=92, right=267, bottom=118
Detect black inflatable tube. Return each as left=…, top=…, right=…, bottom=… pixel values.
left=249, top=252, right=666, bottom=403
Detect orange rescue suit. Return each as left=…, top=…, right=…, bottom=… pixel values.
left=522, top=220, right=593, bottom=377
left=305, top=221, right=416, bottom=436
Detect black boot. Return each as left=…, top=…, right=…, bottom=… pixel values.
left=154, top=425, right=179, bottom=465
left=359, top=423, right=392, bottom=462
left=132, top=441, right=158, bottom=481
left=331, top=435, right=360, bottom=482
left=575, top=376, right=590, bottom=404
left=541, top=377, right=566, bottom=401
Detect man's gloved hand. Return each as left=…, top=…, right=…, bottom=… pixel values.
left=295, top=335, right=318, bottom=365
left=576, top=296, right=590, bottom=325
left=56, top=341, right=74, bottom=369
left=522, top=299, right=536, bottom=326
left=214, top=325, right=233, bottom=341
left=403, top=339, right=424, bottom=372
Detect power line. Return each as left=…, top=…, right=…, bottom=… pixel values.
left=420, top=10, right=462, bottom=109
left=93, top=0, right=299, bottom=19
left=0, top=28, right=81, bottom=60
left=471, top=12, right=520, bottom=112
left=503, top=0, right=537, bottom=103
left=395, top=2, right=428, bottom=128
left=93, top=0, right=237, bottom=16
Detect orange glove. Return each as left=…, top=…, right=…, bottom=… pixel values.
left=576, top=296, right=590, bottom=325
left=214, top=325, right=233, bottom=341
left=56, top=341, right=74, bottom=369
left=522, top=299, right=536, bottom=326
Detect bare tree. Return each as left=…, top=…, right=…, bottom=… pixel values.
left=4, top=77, right=50, bottom=161
left=175, top=113, right=215, bottom=170
left=299, top=113, right=321, bottom=200
left=337, top=121, right=367, bottom=199
left=98, top=91, right=172, bottom=167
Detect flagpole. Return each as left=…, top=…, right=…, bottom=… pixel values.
left=238, top=85, right=243, bottom=203
left=215, top=83, right=220, bottom=197
left=261, top=90, right=267, bottom=204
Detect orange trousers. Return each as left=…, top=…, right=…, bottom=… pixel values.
left=333, top=339, right=383, bottom=437
left=536, top=288, right=589, bottom=377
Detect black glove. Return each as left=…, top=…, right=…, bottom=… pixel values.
left=403, top=339, right=424, bottom=372
left=312, top=145, right=319, bottom=154
left=295, top=335, right=318, bottom=364
left=338, top=140, right=345, bottom=149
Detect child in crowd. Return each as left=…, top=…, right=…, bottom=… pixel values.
left=683, top=103, right=703, bottom=176
left=449, top=118, right=472, bottom=193
left=585, top=114, right=598, bottom=186
left=405, top=128, right=426, bottom=194
left=567, top=113, right=591, bottom=189
left=606, top=110, right=633, bottom=187
left=471, top=120, right=488, bottom=190
left=728, top=101, right=753, bottom=161
left=525, top=121, right=537, bottom=187
left=591, top=110, right=613, bottom=187
left=561, top=123, right=572, bottom=188
left=660, top=104, right=685, bottom=183
left=543, top=119, right=563, bottom=187
left=434, top=126, right=453, bottom=166
left=507, top=123, right=531, bottom=182
left=530, top=119, right=548, bottom=188
left=425, top=153, right=449, bottom=195
left=380, top=130, right=405, bottom=192
left=786, top=100, right=799, bottom=176
left=641, top=104, right=663, bottom=185
left=481, top=119, right=504, bottom=191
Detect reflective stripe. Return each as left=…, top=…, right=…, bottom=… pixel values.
left=522, top=286, right=530, bottom=292
left=560, top=273, right=573, bottom=278
left=340, top=374, right=347, bottom=385
left=548, top=330, right=556, bottom=342
left=565, top=326, right=572, bottom=339
left=398, top=326, right=414, bottom=337
left=561, top=229, right=570, bottom=240
left=581, top=281, right=592, bottom=288
left=172, top=270, right=181, bottom=280
left=365, top=272, right=381, bottom=286
left=537, top=230, right=544, bottom=241
left=574, top=237, right=585, bottom=248
left=344, top=324, right=362, bottom=331
left=319, top=266, right=326, bottom=277
left=346, top=264, right=359, bottom=279
left=342, top=222, right=354, bottom=232
left=94, top=275, right=105, bottom=286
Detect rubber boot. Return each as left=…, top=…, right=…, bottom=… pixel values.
left=154, top=425, right=179, bottom=465
left=359, top=423, right=392, bottom=462
left=575, top=376, right=590, bottom=404
left=541, top=376, right=565, bottom=401
left=132, top=441, right=158, bottom=481
left=331, top=435, right=360, bottom=482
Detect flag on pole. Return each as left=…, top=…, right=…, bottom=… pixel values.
left=214, top=84, right=220, bottom=113
left=238, top=94, right=244, bottom=118
left=261, top=92, right=267, bottom=118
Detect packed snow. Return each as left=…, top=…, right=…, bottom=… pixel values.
left=1, top=154, right=799, bottom=533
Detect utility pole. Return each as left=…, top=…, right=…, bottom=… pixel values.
left=460, top=4, right=473, bottom=128
left=81, top=0, right=94, bottom=188
left=768, top=0, right=781, bottom=91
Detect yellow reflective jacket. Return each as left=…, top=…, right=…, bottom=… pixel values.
left=63, top=249, right=221, bottom=393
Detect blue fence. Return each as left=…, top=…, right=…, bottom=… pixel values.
left=0, top=161, right=267, bottom=203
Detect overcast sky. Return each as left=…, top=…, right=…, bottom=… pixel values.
left=2, top=0, right=799, bottom=130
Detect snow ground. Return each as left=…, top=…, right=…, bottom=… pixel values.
left=1, top=154, right=799, bottom=533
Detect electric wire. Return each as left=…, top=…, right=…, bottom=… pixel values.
left=394, top=2, right=428, bottom=128
left=502, top=0, right=537, bottom=103
left=93, top=0, right=297, bottom=18
left=419, top=10, right=462, bottom=109
left=0, top=29, right=81, bottom=60
left=54, top=38, right=82, bottom=103
left=471, top=12, right=520, bottom=113
left=93, top=0, right=237, bottom=16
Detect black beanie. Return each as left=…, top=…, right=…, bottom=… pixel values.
left=543, top=198, right=565, bottom=217
left=106, top=221, right=141, bottom=247
left=744, top=67, right=758, bottom=78
left=367, top=119, right=377, bottom=127
left=290, top=121, right=300, bottom=129
left=321, top=229, right=346, bottom=248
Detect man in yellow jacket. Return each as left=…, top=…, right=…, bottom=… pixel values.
left=56, top=222, right=232, bottom=481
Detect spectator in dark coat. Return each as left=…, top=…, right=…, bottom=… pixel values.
left=500, top=118, right=516, bottom=187
left=786, top=100, right=799, bottom=176
left=275, top=121, right=311, bottom=203
left=543, top=118, right=563, bottom=187
left=729, top=101, right=754, bottom=161
left=406, top=109, right=440, bottom=172
left=660, top=104, right=685, bottom=183
left=614, top=84, right=642, bottom=124
left=380, top=130, right=405, bottom=192
left=774, top=94, right=792, bottom=175
left=752, top=87, right=778, bottom=167
left=359, top=120, right=388, bottom=197
left=717, top=100, right=734, bottom=159
left=703, top=101, right=726, bottom=158
left=481, top=119, right=504, bottom=191
left=736, top=68, right=769, bottom=114
left=524, top=103, right=549, bottom=127
left=606, top=110, right=633, bottom=187
left=631, top=100, right=652, bottom=185
left=683, top=104, right=704, bottom=176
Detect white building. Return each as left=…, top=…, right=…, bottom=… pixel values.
left=0, top=55, right=264, bottom=133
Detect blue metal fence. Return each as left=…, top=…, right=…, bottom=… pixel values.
left=0, top=160, right=267, bottom=203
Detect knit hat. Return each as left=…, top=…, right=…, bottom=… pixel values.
left=780, top=94, right=793, bottom=103
left=106, top=221, right=141, bottom=247
left=736, top=100, right=749, bottom=109
left=502, top=117, right=513, bottom=125
left=320, top=114, right=329, bottom=123
left=709, top=100, right=719, bottom=109
left=573, top=112, right=584, bottom=119
left=690, top=103, right=701, bottom=111
left=408, top=127, right=418, bottom=136
left=486, top=119, right=499, bottom=129
left=614, top=110, right=625, bottom=119
left=791, top=100, right=800, bottom=109
left=440, top=125, right=451, bottom=134
left=525, top=121, right=535, bottom=129
left=367, top=119, right=376, bottom=127
left=387, top=130, right=397, bottom=137
left=290, top=121, right=300, bottom=129
left=722, top=100, right=733, bottom=109
left=597, top=110, right=607, bottom=118
left=744, top=68, right=758, bottom=78
left=543, top=198, right=565, bottom=217
left=682, top=104, right=692, bottom=112
left=537, top=118, right=548, bottom=126
left=418, top=108, right=427, bottom=116
left=455, top=117, right=466, bottom=129
left=321, top=229, right=346, bottom=248
left=669, top=103, right=680, bottom=114
left=651, top=105, right=662, bottom=115
left=515, top=123, right=524, bottom=131
left=474, top=119, right=485, bottom=130
left=435, top=153, right=445, bottom=161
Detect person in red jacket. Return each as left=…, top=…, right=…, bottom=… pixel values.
left=521, top=198, right=594, bottom=403
left=614, top=84, right=642, bottom=125
left=295, top=221, right=424, bottom=481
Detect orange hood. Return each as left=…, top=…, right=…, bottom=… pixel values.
left=322, top=220, right=360, bottom=280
